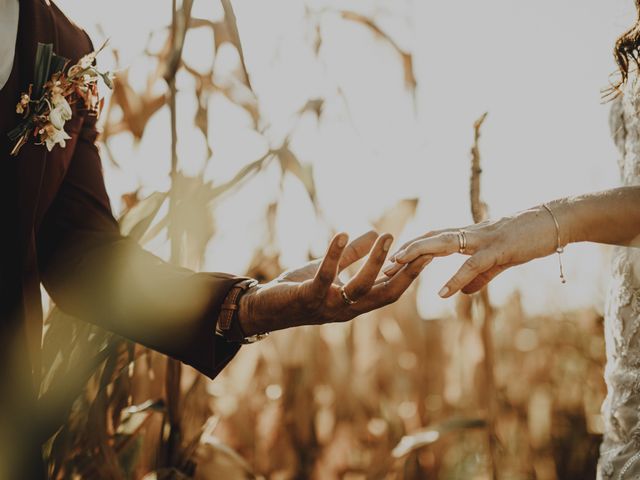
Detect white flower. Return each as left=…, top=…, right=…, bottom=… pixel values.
left=48, top=98, right=72, bottom=130
left=78, top=52, right=97, bottom=69
left=44, top=125, right=71, bottom=152
left=50, top=84, right=63, bottom=98
left=51, top=91, right=71, bottom=111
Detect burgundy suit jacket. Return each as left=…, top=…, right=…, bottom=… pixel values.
left=0, top=0, right=243, bottom=403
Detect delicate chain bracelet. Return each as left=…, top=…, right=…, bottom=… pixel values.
left=542, top=203, right=566, bottom=284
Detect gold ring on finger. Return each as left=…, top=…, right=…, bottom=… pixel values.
left=457, top=230, right=468, bottom=254
left=340, top=286, right=357, bottom=305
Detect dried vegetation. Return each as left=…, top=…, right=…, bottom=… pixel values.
left=40, top=2, right=605, bottom=478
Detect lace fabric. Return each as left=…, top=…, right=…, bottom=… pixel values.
left=597, top=78, right=640, bottom=480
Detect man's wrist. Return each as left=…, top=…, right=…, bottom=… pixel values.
left=216, top=279, right=268, bottom=343
left=237, top=284, right=263, bottom=337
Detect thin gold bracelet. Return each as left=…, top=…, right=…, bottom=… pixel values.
left=542, top=203, right=566, bottom=284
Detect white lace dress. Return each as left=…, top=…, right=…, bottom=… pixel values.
left=597, top=79, right=640, bottom=479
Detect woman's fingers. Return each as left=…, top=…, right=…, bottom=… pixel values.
left=382, top=261, right=403, bottom=277
left=311, top=233, right=349, bottom=300
left=438, top=252, right=495, bottom=298
left=394, top=231, right=462, bottom=264
left=342, top=234, right=393, bottom=301
left=339, top=230, right=378, bottom=271
left=461, top=264, right=511, bottom=294
left=389, top=230, right=446, bottom=262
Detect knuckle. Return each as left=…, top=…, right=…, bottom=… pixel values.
left=404, top=244, right=417, bottom=257
left=464, top=256, right=482, bottom=273
left=314, top=274, right=329, bottom=287
left=317, top=267, right=334, bottom=282
left=409, top=240, right=427, bottom=256
left=328, top=250, right=341, bottom=261
left=444, top=231, right=458, bottom=242
left=442, top=232, right=458, bottom=248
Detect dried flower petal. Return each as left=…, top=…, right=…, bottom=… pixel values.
left=43, top=124, right=71, bottom=151
left=11, top=45, right=111, bottom=156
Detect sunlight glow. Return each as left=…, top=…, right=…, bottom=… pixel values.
left=55, top=0, right=635, bottom=317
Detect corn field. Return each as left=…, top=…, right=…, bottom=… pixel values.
left=39, top=1, right=607, bottom=478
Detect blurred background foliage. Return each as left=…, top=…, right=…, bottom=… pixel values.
left=39, top=0, right=607, bottom=478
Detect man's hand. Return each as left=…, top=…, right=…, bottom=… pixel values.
left=237, top=231, right=432, bottom=336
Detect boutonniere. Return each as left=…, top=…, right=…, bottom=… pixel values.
left=8, top=41, right=114, bottom=156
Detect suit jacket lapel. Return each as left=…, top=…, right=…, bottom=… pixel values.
left=15, top=0, right=57, bottom=385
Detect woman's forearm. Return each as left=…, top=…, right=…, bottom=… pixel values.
left=551, top=186, right=640, bottom=248
left=386, top=186, right=639, bottom=297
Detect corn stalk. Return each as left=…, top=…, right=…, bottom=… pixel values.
left=469, top=112, right=498, bottom=479
left=161, top=0, right=194, bottom=467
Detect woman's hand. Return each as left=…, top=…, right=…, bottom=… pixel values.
left=383, top=206, right=560, bottom=298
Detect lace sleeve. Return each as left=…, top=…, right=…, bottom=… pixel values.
left=610, top=95, right=627, bottom=159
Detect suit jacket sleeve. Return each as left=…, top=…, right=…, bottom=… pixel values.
left=36, top=99, right=243, bottom=380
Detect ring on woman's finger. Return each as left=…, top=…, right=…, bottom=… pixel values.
left=340, top=286, right=357, bottom=305
left=457, top=230, right=468, bottom=254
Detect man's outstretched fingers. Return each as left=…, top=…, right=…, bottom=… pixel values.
left=355, top=254, right=431, bottom=313
left=387, top=254, right=432, bottom=295
left=438, top=252, right=494, bottom=298
left=312, top=233, right=349, bottom=298
left=343, top=233, right=393, bottom=301
left=339, top=230, right=378, bottom=271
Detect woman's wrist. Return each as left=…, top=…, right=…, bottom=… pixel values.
left=540, top=198, right=576, bottom=246
left=511, top=207, right=559, bottom=259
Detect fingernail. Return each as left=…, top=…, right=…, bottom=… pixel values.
left=438, top=286, right=450, bottom=298
left=337, top=234, right=348, bottom=248
left=383, top=238, right=393, bottom=252
left=383, top=262, right=395, bottom=274
left=395, top=250, right=406, bottom=261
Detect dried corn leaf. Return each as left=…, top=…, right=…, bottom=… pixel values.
left=372, top=197, right=418, bottom=239
left=104, top=72, right=167, bottom=141
left=276, top=144, right=317, bottom=206
left=220, top=0, right=252, bottom=89
left=341, top=11, right=417, bottom=94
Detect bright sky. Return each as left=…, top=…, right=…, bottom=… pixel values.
left=55, top=0, right=636, bottom=317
